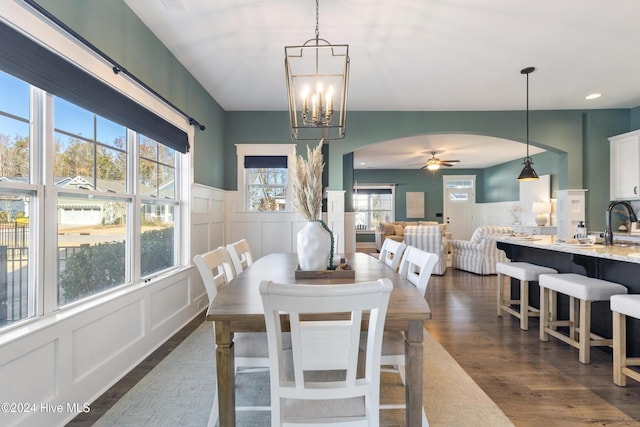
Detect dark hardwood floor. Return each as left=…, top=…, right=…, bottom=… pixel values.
left=426, top=268, right=640, bottom=426
left=69, top=259, right=640, bottom=426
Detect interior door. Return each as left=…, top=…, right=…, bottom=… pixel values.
left=443, top=175, right=476, bottom=240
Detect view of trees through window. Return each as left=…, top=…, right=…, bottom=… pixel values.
left=246, top=167, right=287, bottom=211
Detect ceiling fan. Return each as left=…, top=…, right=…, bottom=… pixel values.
left=413, top=151, right=460, bottom=171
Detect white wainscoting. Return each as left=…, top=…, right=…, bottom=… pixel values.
left=224, top=190, right=307, bottom=258
left=0, top=270, right=202, bottom=427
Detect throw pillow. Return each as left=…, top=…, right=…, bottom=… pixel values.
left=393, top=224, right=404, bottom=236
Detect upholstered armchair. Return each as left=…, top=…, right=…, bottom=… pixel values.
left=403, top=225, right=448, bottom=275
left=451, top=225, right=513, bottom=275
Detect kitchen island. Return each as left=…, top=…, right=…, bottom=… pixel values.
left=496, top=235, right=640, bottom=356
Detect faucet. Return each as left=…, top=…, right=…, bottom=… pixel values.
left=604, top=201, right=638, bottom=245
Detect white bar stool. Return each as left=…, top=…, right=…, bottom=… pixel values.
left=496, top=262, right=557, bottom=330
left=611, top=294, right=640, bottom=386
left=539, top=273, right=628, bottom=364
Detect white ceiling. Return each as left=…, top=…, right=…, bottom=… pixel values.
left=125, top=0, right=640, bottom=169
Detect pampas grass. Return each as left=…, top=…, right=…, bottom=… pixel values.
left=291, top=139, right=324, bottom=221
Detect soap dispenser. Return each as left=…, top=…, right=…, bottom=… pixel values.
left=576, top=221, right=587, bottom=239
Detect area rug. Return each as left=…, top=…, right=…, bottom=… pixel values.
left=95, top=321, right=513, bottom=426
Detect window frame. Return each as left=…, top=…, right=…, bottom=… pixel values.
left=353, top=184, right=395, bottom=231
left=236, top=144, right=295, bottom=212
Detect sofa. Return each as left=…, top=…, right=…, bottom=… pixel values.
left=403, top=225, right=448, bottom=275
left=450, top=225, right=513, bottom=275
left=374, top=221, right=438, bottom=251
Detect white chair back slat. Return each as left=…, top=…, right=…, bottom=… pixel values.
left=260, top=279, right=392, bottom=426
left=193, top=246, right=235, bottom=302
left=398, top=246, right=439, bottom=296
left=379, top=238, right=407, bottom=271
left=226, top=239, right=254, bottom=274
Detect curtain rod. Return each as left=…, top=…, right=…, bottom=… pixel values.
left=22, top=0, right=206, bottom=131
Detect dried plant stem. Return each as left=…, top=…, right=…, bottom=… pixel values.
left=291, top=140, right=324, bottom=221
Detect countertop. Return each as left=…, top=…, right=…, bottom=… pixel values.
left=495, top=235, right=640, bottom=265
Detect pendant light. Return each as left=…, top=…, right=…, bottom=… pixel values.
left=285, top=0, right=350, bottom=141
left=517, top=66, right=539, bottom=181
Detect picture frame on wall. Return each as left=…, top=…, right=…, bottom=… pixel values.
left=406, top=191, right=425, bottom=218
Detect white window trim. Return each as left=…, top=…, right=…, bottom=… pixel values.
left=235, top=144, right=295, bottom=211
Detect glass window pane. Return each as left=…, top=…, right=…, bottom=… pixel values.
left=158, top=143, right=175, bottom=166
left=139, top=158, right=157, bottom=196
left=141, top=202, right=175, bottom=276
left=96, top=145, right=126, bottom=193
left=248, top=185, right=286, bottom=211
left=54, top=97, right=94, bottom=139
left=0, top=70, right=29, bottom=119
left=54, top=132, right=95, bottom=187
left=158, top=164, right=175, bottom=199
left=139, top=135, right=157, bottom=161
left=246, top=167, right=287, bottom=211
left=96, top=115, right=126, bottom=149
left=57, top=195, right=127, bottom=306
left=0, top=192, right=32, bottom=326
left=139, top=135, right=176, bottom=198
left=0, top=115, right=30, bottom=179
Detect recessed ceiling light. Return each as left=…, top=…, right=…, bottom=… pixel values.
left=360, top=162, right=366, bottom=165
left=585, top=93, right=602, bottom=100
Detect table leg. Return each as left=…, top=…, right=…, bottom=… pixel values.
left=215, top=321, right=235, bottom=427
left=405, top=320, right=424, bottom=427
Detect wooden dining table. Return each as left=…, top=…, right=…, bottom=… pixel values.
left=206, top=252, right=432, bottom=426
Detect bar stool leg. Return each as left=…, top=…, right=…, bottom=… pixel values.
left=569, top=296, right=577, bottom=341
left=521, top=280, right=529, bottom=330
left=540, top=286, right=549, bottom=341
left=579, top=300, right=591, bottom=364
left=613, top=310, right=627, bottom=386
left=497, top=273, right=504, bottom=317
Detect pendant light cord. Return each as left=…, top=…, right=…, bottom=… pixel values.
left=526, top=71, right=529, bottom=158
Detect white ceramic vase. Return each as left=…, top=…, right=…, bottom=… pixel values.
left=297, top=221, right=331, bottom=271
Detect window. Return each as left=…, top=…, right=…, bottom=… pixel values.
left=139, top=135, right=177, bottom=277
left=245, top=156, right=288, bottom=211
left=0, top=67, right=188, bottom=324
left=354, top=186, right=394, bottom=231
left=0, top=70, right=34, bottom=325
left=446, top=178, right=474, bottom=201
left=236, top=144, right=295, bottom=212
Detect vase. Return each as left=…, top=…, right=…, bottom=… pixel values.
left=297, top=221, right=331, bottom=271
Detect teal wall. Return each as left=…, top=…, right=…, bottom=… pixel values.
left=35, top=1, right=638, bottom=232
left=35, top=0, right=226, bottom=188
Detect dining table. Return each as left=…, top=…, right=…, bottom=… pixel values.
left=206, top=251, right=432, bottom=426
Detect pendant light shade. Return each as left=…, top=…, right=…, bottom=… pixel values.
left=517, top=66, right=539, bottom=182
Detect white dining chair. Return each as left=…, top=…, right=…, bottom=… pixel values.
left=193, top=246, right=270, bottom=427
left=379, top=238, right=407, bottom=271
left=226, top=238, right=254, bottom=275
left=260, top=278, right=393, bottom=427
left=370, top=245, right=438, bottom=426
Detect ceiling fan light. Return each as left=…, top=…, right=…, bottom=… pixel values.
left=517, top=157, right=539, bottom=181
left=426, top=163, right=440, bottom=171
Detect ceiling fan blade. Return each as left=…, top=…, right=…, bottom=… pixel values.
left=439, top=159, right=460, bottom=163
left=441, top=163, right=455, bottom=167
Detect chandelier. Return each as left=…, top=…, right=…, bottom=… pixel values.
left=285, top=0, right=350, bottom=141
left=517, top=66, right=539, bottom=181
